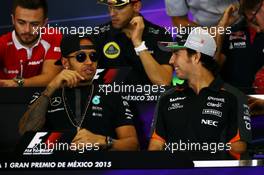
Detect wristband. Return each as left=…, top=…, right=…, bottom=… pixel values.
left=134, top=41, right=148, bottom=56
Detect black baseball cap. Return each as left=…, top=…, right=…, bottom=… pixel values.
left=55, top=34, right=97, bottom=65
left=97, top=0, right=140, bottom=7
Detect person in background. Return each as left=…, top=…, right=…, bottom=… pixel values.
left=165, top=0, right=238, bottom=27
left=96, top=0, right=173, bottom=85
left=216, top=0, right=264, bottom=93
left=0, top=0, right=62, bottom=87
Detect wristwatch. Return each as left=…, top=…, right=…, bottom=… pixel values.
left=105, top=136, right=113, bottom=149
left=13, top=76, right=24, bottom=87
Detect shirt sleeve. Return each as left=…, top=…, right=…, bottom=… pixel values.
left=224, top=85, right=252, bottom=144
left=44, top=32, right=62, bottom=60
left=234, top=96, right=252, bottom=143
left=112, top=95, right=135, bottom=128
left=28, top=91, right=42, bottom=105
left=147, top=27, right=172, bottom=65
left=165, top=0, right=189, bottom=16
left=150, top=96, right=167, bottom=142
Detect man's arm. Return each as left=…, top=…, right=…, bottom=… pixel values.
left=148, top=139, right=165, bottom=151
left=72, top=125, right=139, bottom=151
left=224, top=83, right=252, bottom=155
left=19, top=69, right=85, bottom=135
left=254, top=1, right=264, bottom=32
left=230, top=140, right=247, bottom=153
left=138, top=51, right=173, bottom=85
left=128, top=16, right=173, bottom=85
left=110, top=125, right=139, bottom=150
left=0, top=60, right=62, bottom=87
left=23, top=60, right=62, bottom=87
left=171, top=16, right=198, bottom=28
left=215, top=4, right=239, bottom=66
left=18, top=87, right=52, bottom=135
left=248, top=97, right=264, bottom=116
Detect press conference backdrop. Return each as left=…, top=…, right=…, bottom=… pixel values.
left=0, top=0, right=264, bottom=174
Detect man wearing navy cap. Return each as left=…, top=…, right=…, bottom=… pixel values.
left=97, top=0, right=173, bottom=85
left=19, top=34, right=139, bottom=151
left=148, top=27, right=251, bottom=157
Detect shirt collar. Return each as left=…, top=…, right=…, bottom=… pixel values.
left=180, top=76, right=224, bottom=94
left=207, top=76, right=224, bottom=92
left=12, top=30, right=41, bottom=50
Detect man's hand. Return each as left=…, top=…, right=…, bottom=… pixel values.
left=218, top=4, right=240, bottom=28
left=248, top=97, right=264, bottom=116
left=255, top=1, right=264, bottom=32
left=48, top=69, right=85, bottom=90
left=71, top=129, right=106, bottom=149
left=0, top=79, right=18, bottom=87
left=129, top=16, right=145, bottom=47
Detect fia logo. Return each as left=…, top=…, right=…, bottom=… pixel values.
left=23, top=132, right=62, bottom=155
left=23, top=132, right=52, bottom=155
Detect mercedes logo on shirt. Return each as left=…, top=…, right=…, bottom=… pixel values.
left=51, top=97, right=62, bottom=107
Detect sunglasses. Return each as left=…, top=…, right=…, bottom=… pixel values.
left=66, top=51, right=98, bottom=63
left=98, top=0, right=139, bottom=7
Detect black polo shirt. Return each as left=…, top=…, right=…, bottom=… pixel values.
left=221, top=20, right=264, bottom=91
left=97, top=17, right=172, bottom=85
left=29, top=84, right=134, bottom=139
left=151, top=76, right=252, bottom=144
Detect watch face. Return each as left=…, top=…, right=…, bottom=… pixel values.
left=106, top=136, right=113, bottom=148
left=16, top=78, right=24, bottom=87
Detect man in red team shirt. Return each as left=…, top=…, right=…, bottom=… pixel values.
left=0, top=0, right=62, bottom=87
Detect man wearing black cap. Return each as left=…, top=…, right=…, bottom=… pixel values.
left=96, top=0, right=173, bottom=85
left=19, top=34, right=139, bottom=151
left=148, top=27, right=251, bottom=157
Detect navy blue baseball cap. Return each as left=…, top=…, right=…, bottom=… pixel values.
left=97, top=0, right=140, bottom=7
left=55, top=34, right=97, bottom=65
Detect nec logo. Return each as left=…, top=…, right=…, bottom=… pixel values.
left=201, top=119, right=218, bottom=127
